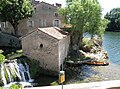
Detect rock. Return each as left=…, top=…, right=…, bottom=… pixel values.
left=79, top=50, right=86, bottom=56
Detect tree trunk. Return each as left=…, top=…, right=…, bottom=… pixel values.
left=77, top=32, right=83, bottom=49
left=13, top=23, right=18, bottom=37
left=71, top=31, right=83, bottom=51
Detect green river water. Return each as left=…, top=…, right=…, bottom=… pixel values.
left=103, top=32, right=120, bottom=66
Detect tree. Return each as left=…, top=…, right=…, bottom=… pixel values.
left=0, top=0, right=34, bottom=36
left=105, top=8, right=120, bottom=31
left=58, top=0, right=108, bottom=50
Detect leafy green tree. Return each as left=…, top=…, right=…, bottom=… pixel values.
left=105, top=8, right=120, bottom=31
left=58, top=0, right=108, bottom=50
left=0, top=0, right=34, bottom=36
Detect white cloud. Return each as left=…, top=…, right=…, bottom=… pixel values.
left=98, top=0, right=120, bottom=15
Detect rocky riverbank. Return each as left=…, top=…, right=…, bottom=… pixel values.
left=66, top=37, right=109, bottom=67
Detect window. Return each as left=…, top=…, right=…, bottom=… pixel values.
left=1, top=22, right=8, bottom=28
left=34, top=8, right=36, bottom=13
left=49, top=7, right=51, bottom=9
left=53, top=19, right=61, bottom=27
left=40, top=19, right=46, bottom=27
left=54, top=12, right=58, bottom=17
left=27, top=20, right=34, bottom=27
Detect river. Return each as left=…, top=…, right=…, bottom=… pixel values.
left=35, top=32, right=120, bottom=86
left=103, top=32, right=120, bottom=65
left=65, top=31, right=120, bottom=84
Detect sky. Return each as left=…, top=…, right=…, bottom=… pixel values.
left=36, top=0, right=120, bottom=16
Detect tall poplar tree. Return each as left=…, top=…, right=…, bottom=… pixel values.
left=58, top=0, right=108, bottom=50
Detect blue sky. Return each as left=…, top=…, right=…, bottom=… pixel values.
left=37, top=0, right=120, bottom=16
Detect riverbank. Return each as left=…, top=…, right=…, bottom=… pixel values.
left=66, top=37, right=109, bottom=67
left=33, top=62, right=120, bottom=87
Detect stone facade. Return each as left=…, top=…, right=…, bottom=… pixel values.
left=21, top=27, right=70, bottom=76
left=0, top=1, right=63, bottom=36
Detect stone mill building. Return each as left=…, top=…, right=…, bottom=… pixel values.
left=21, top=27, right=70, bottom=75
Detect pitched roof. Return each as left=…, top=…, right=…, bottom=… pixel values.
left=34, top=1, right=57, bottom=8
left=21, top=27, right=68, bottom=40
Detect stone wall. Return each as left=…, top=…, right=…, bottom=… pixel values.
left=22, top=30, right=60, bottom=75
left=58, top=35, right=70, bottom=68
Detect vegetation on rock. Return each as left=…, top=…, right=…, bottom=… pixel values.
left=0, top=50, right=5, bottom=64
left=10, top=84, right=22, bottom=89
left=66, top=37, right=109, bottom=67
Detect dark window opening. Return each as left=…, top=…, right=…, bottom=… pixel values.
left=34, top=8, right=36, bottom=13
left=54, top=12, right=58, bottom=17
left=40, top=44, right=43, bottom=48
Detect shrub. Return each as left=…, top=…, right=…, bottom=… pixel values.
left=82, top=38, right=95, bottom=52
left=0, top=87, right=3, bottom=89
left=10, top=84, right=22, bottom=89
left=0, top=54, right=5, bottom=64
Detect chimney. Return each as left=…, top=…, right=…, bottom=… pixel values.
left=31, top=0, right=39, bottom=6
left=56, top=3, right=62, bottom=8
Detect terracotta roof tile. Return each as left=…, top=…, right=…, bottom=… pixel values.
left=21, top=27, right=68, bottom=40
left=38, top=27, right=67, bottom=40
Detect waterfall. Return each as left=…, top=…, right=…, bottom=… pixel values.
left=0, top=58, right=33, bottom=87
left=18, top=60, right=33, bottom=82
left=24, top=62, right=33, bottom=82
left=5, top=65, right=12, bottom=82
left=1, top=64, right=7, bottom=85
left=9, top=62, right=22, bottom=81
left=18, top=63, right=26, bottom=82
left=13, top=60, right=22, bottom=81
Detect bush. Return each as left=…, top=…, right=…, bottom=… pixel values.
left=0, top=54, right=5, bottom=64
left=0, top=87, right=3, bottom=89
left=82, top=38, right=94, bottom=52
left=0, top=50, right=4, bottom=54
left=10, top=84, right=22, bottom=89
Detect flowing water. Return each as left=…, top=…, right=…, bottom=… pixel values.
left=1, top=64, right=7, bottom=85
left=0, top=58, right=33, bottom=87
